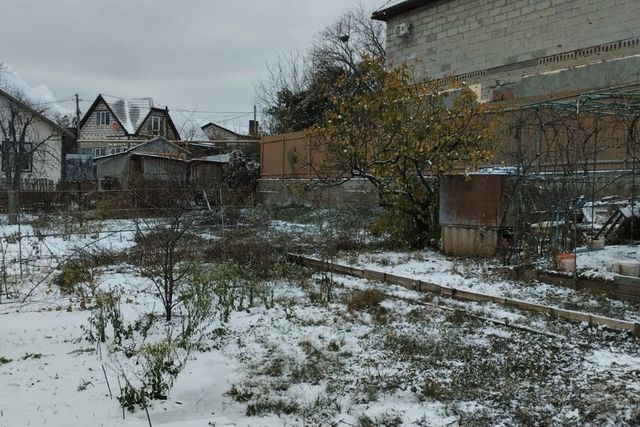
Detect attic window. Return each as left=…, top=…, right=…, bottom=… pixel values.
left=97, top=111, right=111, bottom=126
left=151, top=116, right=164, bottom=136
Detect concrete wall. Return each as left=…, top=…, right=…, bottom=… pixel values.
left=384, top=0, right=640, bottom=99
left=514, top=55, right=640, bottom=99
left=257, top=178, right=378, bottom=208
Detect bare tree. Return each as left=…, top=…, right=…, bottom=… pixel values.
left=134, top=207, right=198, bottom=322
left=256, top=3, right=386, bottom=134
left=0, top=85, right=63, bottom=224
left=130, top=171, right=202, bottom=322
left=312, top=2, right=386, bottom=73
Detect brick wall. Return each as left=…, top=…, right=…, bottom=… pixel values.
left=385, top=0, right=640, bottom=92
left=137, top=112, right=179, bottom=140
left=78, top=100, right=127, bottom=141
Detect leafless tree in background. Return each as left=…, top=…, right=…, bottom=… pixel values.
left=0, top=84, right=60, bottom=224
left=256, top=3, right=386, bottom=134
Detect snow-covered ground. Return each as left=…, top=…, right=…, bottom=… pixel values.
left=334, top=249, right=640, bottom=323
left=1, top=216, right=640, bottom=426
left=576, top=244, right=640, bottom=280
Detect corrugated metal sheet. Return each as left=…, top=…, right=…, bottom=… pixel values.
left=439, top=174, right=510, bottom=228
left=439, top=174, right=512, bottom=257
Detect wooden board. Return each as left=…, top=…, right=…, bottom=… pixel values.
left=289, top=253, right=640, bottom=336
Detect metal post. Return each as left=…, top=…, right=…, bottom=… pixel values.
left=219, top=189, right=224, bottom=238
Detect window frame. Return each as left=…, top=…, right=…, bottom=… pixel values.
left=150, top=116, right=164, bottom=136
left=97, top=110, right=111, bottom=126
left=1, top=140, right=33, bottom=173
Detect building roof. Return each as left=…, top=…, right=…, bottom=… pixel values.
left=101, top=95, right=155, bottom=134
left=201, top=121, right=244, bottom=137
left=79, top=94, right=181, bottom=139
left=0, top=87, right=74, bottom=138
left=371, top=0, right=439, bottom=21
left=190, top=153, right=231, bottom=163
left=93, top=137, right=187, bottom=160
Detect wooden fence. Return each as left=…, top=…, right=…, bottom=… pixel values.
left=0, top=187, right=256, bottom=215
left=289, top=254, right=640, bottom=337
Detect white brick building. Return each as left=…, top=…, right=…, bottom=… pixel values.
left=78, top=94, right=181, bottom=157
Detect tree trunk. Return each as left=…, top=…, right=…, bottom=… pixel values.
left=7, top=190, right=19, bottom=225
left=410, top=215, right=429, bottom=249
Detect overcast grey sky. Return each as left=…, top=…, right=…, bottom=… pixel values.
left=0, top=0, right=388, bottom=132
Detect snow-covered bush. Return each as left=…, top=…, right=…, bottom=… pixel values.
left=222, top=150, right=259, bottom=189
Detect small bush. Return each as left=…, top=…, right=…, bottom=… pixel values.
left=118, top=382, right=147, bottom=412
left=357, top=413, right=403, bottom=427
left=262, top=356, right=285, bottom=377
left=226, top=385, right=254, bottom=402
left=346, top=289, right=387, bottom=315
left=52, top=261, right=92, bottom=295
left=420, top=378, right=449, bottom=400
left=52, top=250, right=125, bottom=298
left=22, top=353, right=44, bottom=360
left=246, top=397, right=300, bottom=417
left=445, top=309, right=469, bottom=325
left=204, top=237, right=286, bottom=280
left=327, top=340, right=341, bottom=352
left=86, top=289, right=127, bottom=344
left=0, top=356, right=12, bottom=365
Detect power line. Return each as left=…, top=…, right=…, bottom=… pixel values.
left=30, top=97, right=78, bottom=106
left=171, top=108, right=263, bottom=115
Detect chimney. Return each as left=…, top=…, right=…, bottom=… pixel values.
left=249, top=120, right=259, bottom=137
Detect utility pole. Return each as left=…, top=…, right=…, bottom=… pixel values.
left=75, top=94, right=80, bottom=138
left=250, top=105, right=258, bottom=136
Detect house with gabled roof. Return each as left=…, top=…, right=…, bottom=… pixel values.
left=0, top=87, right=75, bottom=189
left=78, top=94, right=181, bottom=158
left=201, top=122, right=245, bottom=142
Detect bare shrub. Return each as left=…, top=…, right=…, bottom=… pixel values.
left=346, top=289, right=387, bottom=315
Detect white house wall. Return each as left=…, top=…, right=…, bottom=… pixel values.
left=0, top=94, right=63, bottom=183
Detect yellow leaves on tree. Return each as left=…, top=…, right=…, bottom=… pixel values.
left=311, top=56, right=496, bottom=248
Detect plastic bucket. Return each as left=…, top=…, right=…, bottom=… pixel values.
left=555, top=252, right=576, bottom=273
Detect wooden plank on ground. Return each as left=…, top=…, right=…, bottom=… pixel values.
left=385, top=273, right=418, bottom=288
left=416, top=280, right=441, bottom=293
left=364, top=270, right=387, bottom=283
left=289, top=254, right=640, bottom=336
left=614, top=275, right=640, bottom=287
left=453, top=289, right=496, bottom=303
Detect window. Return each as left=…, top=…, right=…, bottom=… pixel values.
left=97, top=111, right=110, bottom=126
left=150, top=116, right=164, bottom=136
left=94, top=147, right=107, bottom=157
left=109, top=146, right=125, bottom=155
left=1, top=140, right=32, bottom=172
